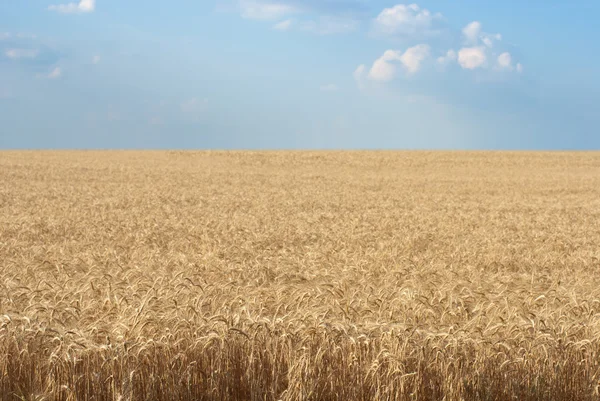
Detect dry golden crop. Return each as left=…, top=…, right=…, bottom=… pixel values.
left=1, top=151, right=600, bottom=401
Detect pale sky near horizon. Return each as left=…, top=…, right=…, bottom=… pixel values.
left=0, top=0, right=599, bottom=149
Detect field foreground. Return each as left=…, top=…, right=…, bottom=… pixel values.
left=2, top=151, right=600, bottom=401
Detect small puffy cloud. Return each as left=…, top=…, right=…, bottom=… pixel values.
left=48, top=67, right=62, bottom=79
left=49, top=0, right=95, bottom=14
left=462, top=21, right=482, bottom=44
left=516, top=63, right=524, bottom=73
left=373, top=3, right=442, bottom=37
left=92, top=55, right=101, bottom=64
left=458, top=47, right=486, bottom=70
left=320, top=83, right=338, bottom=92
left=368, top=52, right=399, bottom=82
left=239, top=0, right=297, bottom=20
left=301, top=16, right=359, bottom=35
left=273, top=19, right=293, bottom=31
left=400, top=44, right=430, bottom=73
left=497, top=52, right=512, bottom=70
left=437, top=49, right=457, bottom=65
left=462, top=21, right=502, bottom=49
left=5, top=48, right=39, bottom=59
left=367, top=44, right=430, bottom=82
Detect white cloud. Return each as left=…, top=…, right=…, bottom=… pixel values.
left=368, top=49, right=404, bottom=82
left=462, top=21, right=482, bottom=44
left=462, top=21, right=502, bottom=49
left=48, top=67, right=62, bottom=79
left=0, top=33, right=10, bottom=40
left=5, top=48, right=39, bottom=59
left=239, top=0, right=297, bottom=20
left=367, top=44, right=430, bottom=82
left=497, top=52, right=512, bottom=70
left=368, top=55, right=398, bottom=82
left=373, top=3, right=442, bottom=37
left=437, top=49, right=457, bottom=65
left=400, top=44, right=430, bottom=74
left=273, top=19, right=293, bottom=31
left=301, top=16, right=359, bottom=35
left=181, top=98, right=209, bottom=115
left=92, top=55, right=101, bottom=64
left=516, top=63, right=524, bottom=73
left=49, top=0, right=95, bottom=13
left=320, top=84, right=338, bottom=92
left=458, top=47, right=486, bottom=70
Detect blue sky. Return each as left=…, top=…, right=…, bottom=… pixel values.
left=0, top=0, right=599, bottom=149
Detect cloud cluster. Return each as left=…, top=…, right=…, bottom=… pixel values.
left=48, top=0, right=95, bottom=14
left=357, top=13, right=523, bottom=86
left=235, top=2, right=525, bottom=88
left=453, top=21, right=521, bottom=72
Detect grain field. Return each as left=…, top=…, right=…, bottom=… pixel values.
left=1, top=151, right=600, bottom=401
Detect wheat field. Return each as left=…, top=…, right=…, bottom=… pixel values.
left=1, top=151, right=600, bottom=401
